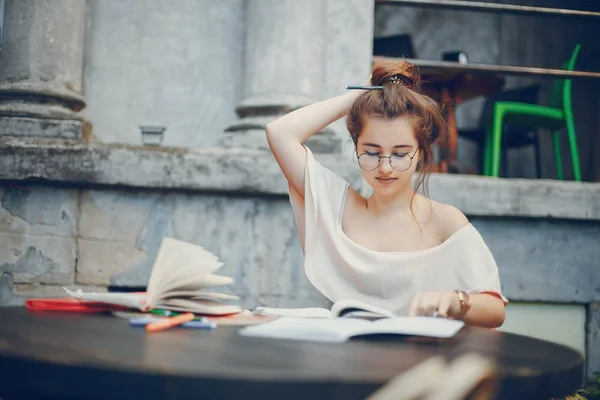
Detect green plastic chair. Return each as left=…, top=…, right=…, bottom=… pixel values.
left=484, top=44, right=582, bottom=181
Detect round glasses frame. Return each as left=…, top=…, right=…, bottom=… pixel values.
left=356, top=148, right=420, bottom=172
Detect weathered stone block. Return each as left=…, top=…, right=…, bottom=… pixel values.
left=0, top=116, right=85, bottom=139
left=77, top=189, right=169, bottom=285
left=473, top=218, right=600, bottom=303
left=428, top=174, right=600, bottom=220
left=0, top=232, right=76, bottom=285
left=0, top=185, right=78, bottom=236
left=0, top=185, right=78, bottom=286
left=76, top=239, right=147, bottom=286
left=169, top=195, right=261, bottom=299
left=588, top=303, right=600, bottom=381
left=79, top=190, right=159, bottom=241
left=249, top=200, right=318, bottom=304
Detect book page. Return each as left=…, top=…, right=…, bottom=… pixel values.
left=240, top=317, right=370, bottom=343
left=158, top=290, right=238, bottom=301
left=253, top=307, right=332, bottom=319
left=331, top=299, right=396, bottom=319
left=152, top=274, right=234, bottom=303
left=147, top=237, right=226, bottom=305
left=162, top=274, right=233, bottom=293
left=355, top=317, right=464, bottom=339
left=156, top=298, right=242, bottom=315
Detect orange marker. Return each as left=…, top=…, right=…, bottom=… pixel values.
left=146, top=312, right=195, bottom=333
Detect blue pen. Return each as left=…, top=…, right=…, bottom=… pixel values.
left=129, top=316, right=162, bottom=326
left=181, top=319, right=217, bottom=330
left=129, top=316, right=216, bottom=329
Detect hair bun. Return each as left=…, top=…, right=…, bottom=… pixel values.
left=371, top=59, right=419, bottom=90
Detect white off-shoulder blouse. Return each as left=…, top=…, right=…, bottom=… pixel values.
left=288, top=146, right=508, bottom=316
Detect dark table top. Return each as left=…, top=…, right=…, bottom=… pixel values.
left=0, top=307, right=584, bottom=400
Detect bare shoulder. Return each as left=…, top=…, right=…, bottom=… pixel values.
left=429, top=200, right=470, bottom=240
left=344, top=186, right=367, bottom=213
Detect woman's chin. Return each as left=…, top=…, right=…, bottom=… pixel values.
left=369, top=179, right=410, bottom=194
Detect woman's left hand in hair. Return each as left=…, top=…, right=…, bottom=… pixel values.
left=408, top=291, right=461, bottom=318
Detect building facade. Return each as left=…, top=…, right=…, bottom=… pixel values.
left=0, top=0, right=598, bottom=380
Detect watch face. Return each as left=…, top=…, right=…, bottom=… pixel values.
left=458, top=52, right=469, bottom=64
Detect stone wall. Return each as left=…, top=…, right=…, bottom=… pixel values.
left=0, top=184, right=329, bottom=309
left=1, top=139, right=598, bottom=308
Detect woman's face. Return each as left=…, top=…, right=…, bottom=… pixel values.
left=355, top=116, right=420, bottom=194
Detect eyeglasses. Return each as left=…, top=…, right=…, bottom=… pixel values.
left=356, top=148, right=419, bottom=172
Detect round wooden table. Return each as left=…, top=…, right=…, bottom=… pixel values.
left=0, top=308, right=584, bottom=400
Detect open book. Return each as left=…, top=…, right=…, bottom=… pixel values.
left=239, top=316, right=464, bottom=343
left=253, top=299, right=396, bottom=320
left=64, top=237, right=241, bottom=315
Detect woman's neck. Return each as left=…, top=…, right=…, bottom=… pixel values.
left=366, top=188, right=416, bottom=217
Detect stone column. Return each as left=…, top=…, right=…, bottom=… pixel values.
left=0, top=0, right=89, bottom=139
left=224, top=0, right=339, bottom=152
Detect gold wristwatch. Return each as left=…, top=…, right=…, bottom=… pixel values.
left=453, top=290, right=472, bottom=319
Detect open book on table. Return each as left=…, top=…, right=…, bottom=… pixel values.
left=253, top=299, right=396, bottom=320
left=239, top=316, right=464, bottom=343
left=64, top=237, right=241, bottom=315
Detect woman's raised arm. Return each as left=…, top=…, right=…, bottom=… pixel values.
left=265, top=91, right=363, bottom=199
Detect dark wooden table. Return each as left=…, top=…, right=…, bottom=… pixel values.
left=0, top=308, right=584, bottom=400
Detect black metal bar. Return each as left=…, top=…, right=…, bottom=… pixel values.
left=376, top=0, right=600, bottom=20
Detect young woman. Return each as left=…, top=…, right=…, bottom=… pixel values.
left=266, top=59, right=507, bottom=328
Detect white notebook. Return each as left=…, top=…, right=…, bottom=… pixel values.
left=239, top=316, right=464, bottom=343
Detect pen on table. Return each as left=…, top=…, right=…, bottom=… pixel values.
left=129, top=316, right=217, bottom=330
left=151, top=309, right=206, bottom=321
left=182, top=319, right=217, bottom=330
left=146, top=312, right=195, bottom=333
